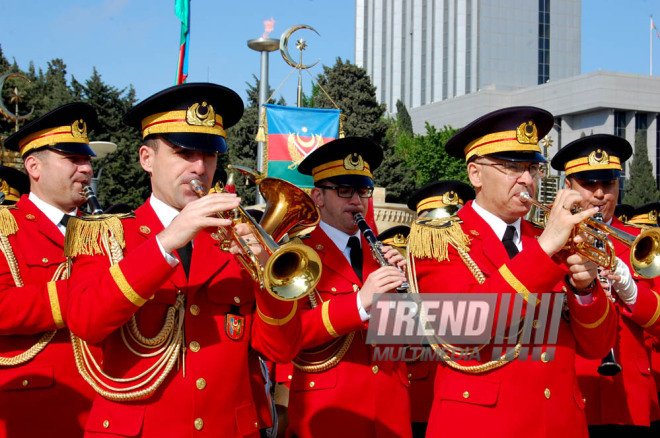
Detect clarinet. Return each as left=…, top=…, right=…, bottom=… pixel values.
left=353, top=212, right=409, bottom=293
left=592, top=210, right=622, bottom=376
left=81, top=184, right=104, bottom=215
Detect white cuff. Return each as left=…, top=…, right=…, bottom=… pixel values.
left=156, top=236, right=180, bottom=267
left=357, top=293, right=370, bottom=321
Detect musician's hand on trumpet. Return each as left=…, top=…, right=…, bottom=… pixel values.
left=230, top=223, right=269, bottom=265
left=564, top=248, right=600, bottom=291
left=157, top=184, right=240, bottom=255
left=522, top=188, right=599, bottom=258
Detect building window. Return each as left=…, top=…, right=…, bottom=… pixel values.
left=538, top=0, right=550, bottom=84
left=614, top=111, right=626, bottom=138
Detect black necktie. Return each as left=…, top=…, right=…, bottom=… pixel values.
left=347, top=236, right=363, bottom=282
left=502, top=225, right=519, bottom=259
left=60, top=214, right=74, bottom=227
left=178, top=242, right=193, bottom=278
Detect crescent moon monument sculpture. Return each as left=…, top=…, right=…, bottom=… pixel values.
left=0, top=74, right=34, bottom=127
left=279, top=24, right=320, bottom=107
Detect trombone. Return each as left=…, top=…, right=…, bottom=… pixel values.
left=190, top=167, right=322, bottom=301
left=519, top=191, right=660, bottom=279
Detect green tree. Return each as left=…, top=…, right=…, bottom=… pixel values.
left=312, top=58, right=389, bottom=143
left=395, top=100, right=413, bottom=134
left=623, top=130, right=660, bottom=205
left=304, top=58, right=418, bottom=202
left=71, top=69, right=145, bottom=208
left=396, top=122, right=467, bottom=186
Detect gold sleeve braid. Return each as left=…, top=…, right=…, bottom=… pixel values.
left=407, top=218, right=522, bottom=374
left=257, top=301, right=297, bottom=326
left=642, top=290, right=660, bottom=329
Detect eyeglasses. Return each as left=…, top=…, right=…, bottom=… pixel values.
left=476, top=161, right=548, bottom=179
left=317, top=185, right=374, bottom=198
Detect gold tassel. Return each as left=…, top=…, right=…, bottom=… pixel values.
left=338, top=114, right=346, bottom=139
left=408, top=218, right=471, bottom=262
left=255, top=107, right=267, bottom=142
left=0, top=207, right=18, bottom=236
left=64, top=215, right=126, bottom=258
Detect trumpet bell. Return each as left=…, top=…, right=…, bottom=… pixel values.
left=630, top=228, right=660, bottom=278
left=259, top=178, right=320, bottom=242
left=264, top=240, right=322, bottom=301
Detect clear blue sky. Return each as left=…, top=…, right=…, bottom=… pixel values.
left=1, top=0, right=659, bottom=108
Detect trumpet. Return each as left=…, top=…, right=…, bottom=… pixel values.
left=519, top=191, right=660, bottom=278
left=190, top=170, right=322, bottom=301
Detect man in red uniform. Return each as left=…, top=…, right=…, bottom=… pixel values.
left=0, top=103, right=98, bottom=437
left=409, top=107, right=617, bottom=438
left=65, top=83, right=301, bottom=437
left=552, top=134, right=660, bottom=437
left=0, top=165, right=29, bottom=205
left=287, top=137, right=410, bottom=438
left=404, top=180, right=474, bottom=437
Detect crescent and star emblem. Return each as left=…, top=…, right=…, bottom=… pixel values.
left=280, top=25, right=320, bottom=70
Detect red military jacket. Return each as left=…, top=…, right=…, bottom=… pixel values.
left=286, top=226, right=412, bottom=438
left=0, top=196, right=96, bottom=437
left=412, top=201, right=617, bottom=438
left=66, top=198, right=301, bottom=437
left=575, top=217, right=660, bottom=426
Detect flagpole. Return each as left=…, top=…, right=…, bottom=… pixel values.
left=651, top=15, right=653, bottom=76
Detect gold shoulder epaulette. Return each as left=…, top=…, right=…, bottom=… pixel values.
left=408, top=216, right=471, bottom=262
left=64, top=213, right=134, bottom=257
left=0, top=206, right=19, bottom=236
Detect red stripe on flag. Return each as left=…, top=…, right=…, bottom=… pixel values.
left=267, top=134, right=341, bottom=161
left=177, top=43, right=186, bottom=85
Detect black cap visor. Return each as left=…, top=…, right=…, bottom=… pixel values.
left=569, top=169, right=621, bottom=182
left=322, top=174, right=375, bottom=188
left=29, top=143, right=97, bottom=158
left=483, top=151, right=547, bottom=163
left=161, top=132, right=227, bottom=154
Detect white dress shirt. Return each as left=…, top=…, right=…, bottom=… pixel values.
left=319, top=220, right=370, bottom=321
left=28, top=192, right=78, bottom=235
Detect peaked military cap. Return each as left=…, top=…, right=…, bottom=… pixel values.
left=551, top=134, right=632, bottom=181
left=407, top=180, right=475, bottom=217
left=298, top=137, right=383, bottom=187
left=4, top=102, right=97, bottom=158
left=445, top=106, right=554, bottom=163
left=0, top=165, right=29, bottom=204
left=377, top=225, right=410, bottom=249
left=123, top=82, right=244, bottom=154
left=614, top=204, right=635, bottom=223
left=628, top=202, right=660, bottom=226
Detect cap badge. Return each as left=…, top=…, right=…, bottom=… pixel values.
left=186, top=102, right=216, bottom=127
left=393, top=233, right=407, bottom=245
left=442, top=190, right=460, bottom=205
left=588, top=149, right=609, bottom=166
left=71, top=119, right=88, bottom=139
left=344, top=153, right=365, bottom=171
left=516, top=121, right=538, bottom=145
left=0, top=180, right=8, bottom=197
left=650, top=210, right=658, bottom=222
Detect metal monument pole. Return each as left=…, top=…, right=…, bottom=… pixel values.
left=247, top=37, right=279, bottom=204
